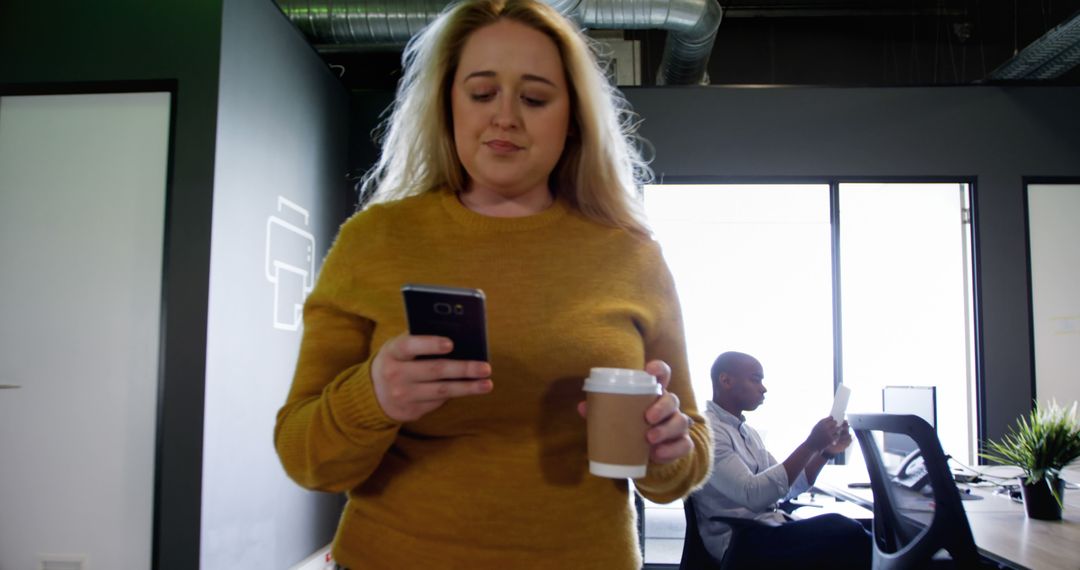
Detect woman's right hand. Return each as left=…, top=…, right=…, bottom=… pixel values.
left=370, top=333, right=493, bottom=423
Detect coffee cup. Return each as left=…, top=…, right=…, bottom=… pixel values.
left=583, top=367, right=662, bottom=478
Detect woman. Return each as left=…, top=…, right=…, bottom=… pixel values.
left=274, top=1, right=711, bottom=567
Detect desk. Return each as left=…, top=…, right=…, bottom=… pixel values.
left=814, top=464, right=1080, bottom=570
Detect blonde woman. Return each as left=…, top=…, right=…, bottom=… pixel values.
left=275, top=1, right=711, bottom=567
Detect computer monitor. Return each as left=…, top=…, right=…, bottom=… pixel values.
left=881, top=385, right=937, bottom=456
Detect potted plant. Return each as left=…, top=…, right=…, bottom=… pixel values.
left=981, top=400, right=1080, bottom=520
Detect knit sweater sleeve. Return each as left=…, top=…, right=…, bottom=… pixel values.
left=631, top=241, right=714, bottom=503
left=273, top=209, right=401, bottom=493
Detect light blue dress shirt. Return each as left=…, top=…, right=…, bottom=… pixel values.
left=693, top=400, right=810, bottom=561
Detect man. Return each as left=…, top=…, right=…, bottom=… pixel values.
left=692, top=351, right=870, bottom=569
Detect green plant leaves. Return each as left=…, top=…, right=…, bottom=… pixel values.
left=980, top=400, right=1080, bottom=508
left=984, top=401, right=1075, bottom=498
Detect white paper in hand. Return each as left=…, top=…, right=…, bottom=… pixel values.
left=830, top=384, right=851, bottom=423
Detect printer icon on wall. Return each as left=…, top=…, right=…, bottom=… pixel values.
left=265, top=196, right=315, bottom=332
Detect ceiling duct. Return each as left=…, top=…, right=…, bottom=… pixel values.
left=988, top=10, right=1080, bottom=80
left=274, top=0, right=723, bottom=85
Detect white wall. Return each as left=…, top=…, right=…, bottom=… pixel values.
left=0, top=92, right=170, bottom=569
left=1027, top=184, right=1080, bottom=409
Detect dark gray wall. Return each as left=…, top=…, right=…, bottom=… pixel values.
left=2, top=2, right=223, bottom=567
left=202, top=0, right=349, bottom=568
left=623, top=85, right=1080, bottom=447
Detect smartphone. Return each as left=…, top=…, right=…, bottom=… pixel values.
left=402, top=283, right=489, bottom=361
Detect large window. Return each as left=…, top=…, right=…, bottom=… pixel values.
left=646, top=184, right=835, bottom=455
left=638, top=182, right=976, bottom=565
left=838, top=183, right=976, bottom=466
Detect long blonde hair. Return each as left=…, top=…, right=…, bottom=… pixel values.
left=359, top=0, right=653, bottom=236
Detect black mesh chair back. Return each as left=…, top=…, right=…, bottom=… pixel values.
left=848, top=413, right=982, bottom=570
left=680, top=495, right=716, bottom=569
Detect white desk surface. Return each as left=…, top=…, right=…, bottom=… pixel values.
left=814, top=464, right=1080, bottom=570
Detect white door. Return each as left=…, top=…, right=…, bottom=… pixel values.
left=1027, top=183, right=1080, bottom=409
left=0, top=92, right=170, bottom=570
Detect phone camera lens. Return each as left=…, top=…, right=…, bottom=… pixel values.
left=434, top=302, right=451, bottom=315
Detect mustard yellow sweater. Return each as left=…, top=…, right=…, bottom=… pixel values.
left=275, top=189, right=712, bottom=569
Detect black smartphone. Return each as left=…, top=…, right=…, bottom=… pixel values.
left=402, top=283, right=489, bottom=361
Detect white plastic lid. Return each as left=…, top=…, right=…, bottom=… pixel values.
left=583, top=367, right=660, bottom=395
left=590, top=461, right=648, bottom=479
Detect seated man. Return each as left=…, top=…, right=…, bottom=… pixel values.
left=693, top=351, right=870, bottom=569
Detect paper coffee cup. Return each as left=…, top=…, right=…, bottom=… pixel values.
left=583, top=367, right=662, bottom=478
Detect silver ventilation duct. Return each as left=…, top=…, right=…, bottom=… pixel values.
left=275, top=0, right=722, bottom=85
left=988, top=10, right=1080, bottom=80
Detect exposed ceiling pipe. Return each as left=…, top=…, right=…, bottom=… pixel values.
left=274, top=0, right=723, bottom=85
left=578, top=0, right=721, bottom=85
left=988, top=10, right=1080, bottom=80
left=722, top=7, right=966, bottom=18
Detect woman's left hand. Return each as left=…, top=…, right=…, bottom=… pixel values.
left=577, top=359, right=695, bottom=465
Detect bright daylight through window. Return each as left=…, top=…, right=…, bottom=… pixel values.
left=645, top=184, right=834, bottom=456
left=638, top=182, right=977, bottom=565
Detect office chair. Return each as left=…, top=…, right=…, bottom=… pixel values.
left=681, top=494, right=776, bottom=570
left=680, top=495, right=720, bottom=569
left=848, top=413, right=989, bottom=570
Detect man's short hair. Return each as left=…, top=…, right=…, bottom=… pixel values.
left=711, top=351, right=753, bottom=384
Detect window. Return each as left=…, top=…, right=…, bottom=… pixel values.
left=838, top=183, right=976, bottom=466
left=638, top=182, right=976, bottom=565
left=646, top=184, right=834, bottom=454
